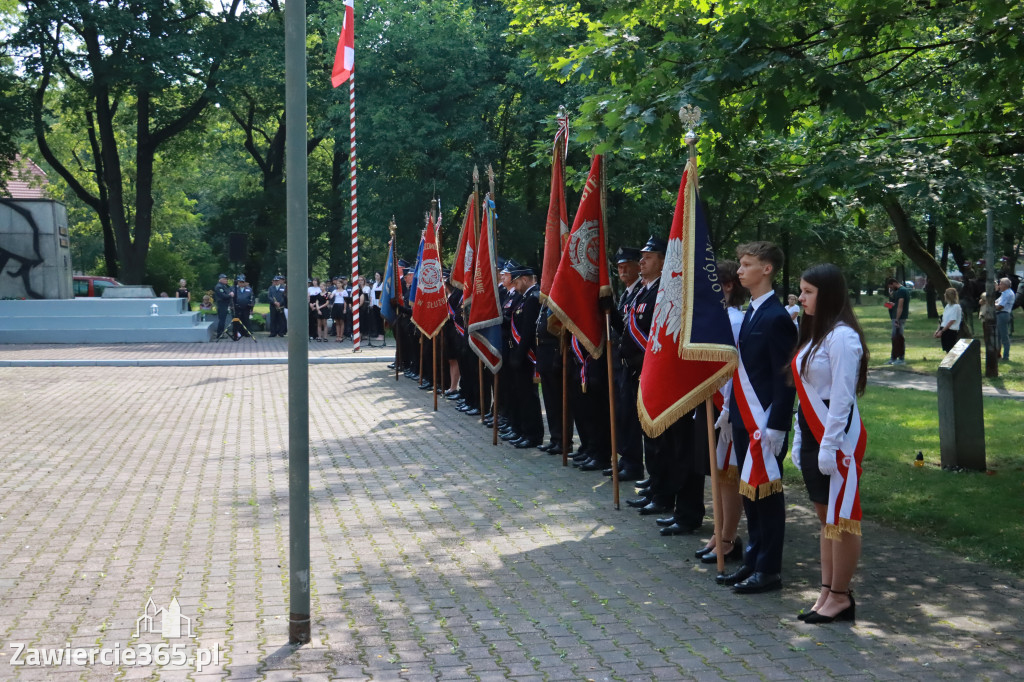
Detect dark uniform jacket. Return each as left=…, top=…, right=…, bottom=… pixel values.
left=509, top=284, right=540, bottom=369
left=619, top=277, right=659, bottom=372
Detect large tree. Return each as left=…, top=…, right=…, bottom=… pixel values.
left=8, top=0, right=244, bottom=283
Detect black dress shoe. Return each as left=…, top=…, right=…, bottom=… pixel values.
left=715, top=565, right=753, bottom=586
left=456, top=403, right=471, bottom=412
left=386, top=362, right=396, bottom=369
left=602, top=467, right=614, bottom=476
left=500, top=431, right=521, bottom=442
left=635, top=478, right=651, bottom=488
left=571, top=451, right=590, bottom=462
left=656, top=516, right=677, bottom=527
left=537, top=443, right=554, bottom=452
left=701, top=537, right=743, bottom=564
left=418, top=382, right=434, bottom=390
left=466, top=408, right=481, bottom=416
left=694, top=545, right=714, bottom=558
left=660, top=523, right=697, bottom=536
left=625, top=496, right=652, bottom=508
left=579, top=459, right=610, bottom=472
left=444, top=391, right=462, bottom=401
left=733, top=572, right=782, bottom=594
left=618, top=468, right=643, bottom=482
left=514, top=439, right=540, bottom=449
left=639, top=502, right=671, bottom=516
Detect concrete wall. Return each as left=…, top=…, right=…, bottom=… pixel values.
left=0, top=199, right=72, bottom=299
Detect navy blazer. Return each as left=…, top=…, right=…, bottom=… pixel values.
left=729, top=293, right=798, bottom=432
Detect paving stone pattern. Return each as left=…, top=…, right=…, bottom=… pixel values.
left=0, top=361, right=1022, bottom=681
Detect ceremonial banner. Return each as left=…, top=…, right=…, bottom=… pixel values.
left=380, top=237, right=399, bottom=324
left=331, top=0, right=355, bottom=87
left=638, top=159, right=738, bottom=437
left=546, top=153, right=612, bottom=358
left=539, top=116, right=569, bottom=302
left=467, top=197, right=503, bottom=373
left=451, top=193, right=477, bottom=306
left=411, top=214, right=448, bottom=339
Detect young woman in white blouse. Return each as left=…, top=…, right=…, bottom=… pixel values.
left=934, top=287, right=962, bottom=353
left=792, top=264, right=868, bottom=624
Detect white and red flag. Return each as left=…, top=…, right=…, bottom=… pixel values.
left=546, top=153, right=612, bottom=358
left=411, top=213, right=448, bottom=339
left=450, top=193, right=477, bottom=308
left=331, top=0, right=355, bottom=88
left=539, top=113, right=569, bottom=302
left=638, top=158, right=738, bottom=437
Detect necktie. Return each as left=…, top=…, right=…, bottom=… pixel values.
left=741, top=303, right=755, bottom=334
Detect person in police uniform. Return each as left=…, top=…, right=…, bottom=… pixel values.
left=606, top=246, right=645, bottom=480
left=505, top=265, right=543, bottom=448
left=489, top=260, right=519, bottom=431
left=268, top=275, right=287, bottom=337
left=232, top=274, right=255, bottom=338
left=534, top=304, right=570, bottom=454
left=213, top=273, right=233, bottom=339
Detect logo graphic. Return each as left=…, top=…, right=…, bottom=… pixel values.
left=135, top=597, right=195, bottom=639
left=650, top=237, right=683, bottom=353
left=568, top=220, right=600, bottom=283
left=463, top=246, right=474, bottom=279
left=418, top=258, right=443, bottom=295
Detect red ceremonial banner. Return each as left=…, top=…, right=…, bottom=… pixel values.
left=546, top=154, right=611, bottom=358
left=411, top=214, right=448, bottom=339
left=331, top=0, right=355, bottom=88
left=539, top=125, right=568, bottom=302
left=637, top=159, right=738, bottom=437
left=467, top=197, right=503, bottom=373
left=451, top=193, right=477, bottom=308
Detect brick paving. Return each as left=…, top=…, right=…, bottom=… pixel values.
left=0, top=351, right=1022, bottom=680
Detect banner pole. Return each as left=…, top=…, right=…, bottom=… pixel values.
left=605, top=312, right=620, bottom=509
left=561, top=332, right=569, bottom=467
left=348, top=74, right=361, bottom=352
left=705, top=397, right=725, bottom=573
left=479, top=360, right=485, bottom=421
left=433, top=335, right=438, bottom=412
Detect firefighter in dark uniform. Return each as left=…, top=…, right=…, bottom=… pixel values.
left=232, top=274, right=254, bottom=338
left=535, top=304, right=570, bottom=454
left=505, top=265, right=543, bottom=448
left=606, top=246, right=645, bottom=480
left=490, top=261, right=520, bottom=432
left=213, top=273, right=233, bottom=339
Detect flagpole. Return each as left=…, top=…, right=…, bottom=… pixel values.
left=473, top=167, right=485, bottom=422
left=680, top=104, right=724, bottom=573
left=487, top=167, right=499, bottom=446
left=599, top=153, right=620, bottom=509
left=431, top=200, right=439, bottom=412
left=390, top=219, right=400, bottom=381
left=348, top=74, right=361, bottom=352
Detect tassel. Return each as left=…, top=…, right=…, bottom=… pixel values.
left=719, top=466, right=738, bottom=483
left=739, top=480, right=758, bottom=500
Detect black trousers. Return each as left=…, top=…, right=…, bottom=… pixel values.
left=618, top=367, right=644, bottom=473
left=733, top=424, right=787, bottom=574
left=269, top=305, right=287, bottom=336
left=538, top=366, right=566, bottom=446
left=572, top=358, right=611, bottom=465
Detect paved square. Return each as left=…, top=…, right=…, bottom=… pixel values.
left=1, top=359, right=1022, bottom=680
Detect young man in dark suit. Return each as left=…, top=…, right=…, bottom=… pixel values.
left=717, top=241, right=798, bottom=593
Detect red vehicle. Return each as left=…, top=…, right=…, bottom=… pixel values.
left=73, top=275, right=122, bottom=297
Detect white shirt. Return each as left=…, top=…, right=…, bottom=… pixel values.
left=719, top=306, right=745, bottom=407
left=940, top=303, right=962, bottom=330
left=372, top=281, right=384, bottom=307
left=744, top=289, right=776, bottom=325
left=792, top=324, right=862, bottom=455
left=996, top=288, right=1015, bottom=312
left=307, top=285, right=319, bottom=296
left=785, top=304, right=800, bottom=327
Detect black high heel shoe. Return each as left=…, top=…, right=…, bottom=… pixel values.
left=797, top=584, right=829, bottom=621
left=804, top=589, right=855, bottom=624
left=700, top=536, right=743, bottom=564
left=694, top=545, right=714, bottom=559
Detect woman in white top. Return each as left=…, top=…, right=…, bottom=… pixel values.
left=371, top=271, right=385, bottom=340
left=792, top=263, right=868, bottom=624
left=934, top=287, right=962, bottom=353
left=697, top=261, right=748, bottom=569
left=786, top=294, right=800, bottom=327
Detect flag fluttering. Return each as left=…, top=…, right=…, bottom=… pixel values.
left=411, top=214, right=448, bottom=339
left=451, top=193, right=477, bottom=307
left=331, top=0, right=355, bottom=87
left=638, top=158, right=738, bottom=437
left=545, top=153, right=612, bottom=358
left=380, top=236, right=399, bottom=325
left=467, top=196, right=503, bottom=373
left=539, top=114, right=569, bottom=302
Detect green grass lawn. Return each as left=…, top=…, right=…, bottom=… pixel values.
left=782, top=385, right=1024, bottom=575
left=852, top=297, right=1024, bottom=393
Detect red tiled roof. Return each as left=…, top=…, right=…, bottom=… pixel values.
left=3, top=156, right=49, bottom=199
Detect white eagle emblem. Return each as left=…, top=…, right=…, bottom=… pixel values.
left=463, top=246, right=474, bottom=279
left=418, top=258, right=443, bottom=295
left=649, top=236, right=683, bottom=353
left=568, top=220, right=600, bottom=283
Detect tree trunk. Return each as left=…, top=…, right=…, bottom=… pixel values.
left=924, top=213, right=938, bottom=319
left=882, top=194, right=950, bottom=297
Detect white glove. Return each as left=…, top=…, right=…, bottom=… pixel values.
left=791, top=445, right=801, bottom=470
left=764, top=428, right=787, bottom=457
left=818, top=447, right=839, bottom=476
left=714, top=410, right=732, bottom=445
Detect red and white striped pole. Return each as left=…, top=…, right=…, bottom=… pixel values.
left=348, top=74, right=361, bottom=352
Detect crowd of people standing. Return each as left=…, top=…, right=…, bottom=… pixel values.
left=387, top=239, right=868, bottom=623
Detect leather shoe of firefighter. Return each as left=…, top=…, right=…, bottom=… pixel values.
left=716, top=565, right=753, bottom=586
left=514, top=438, right=540, bottom=449
left=639, top=501, right=671, bottom=516
left=626, top=496, right=652, bottom=508
left=465, top=408, right=481, bottom=416
left=579, top=459, right=610, bottom=472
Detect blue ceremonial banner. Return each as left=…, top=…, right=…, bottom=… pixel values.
left=408, top=233, right=425, bottom=303
left=381, top=238, right=397, bottom=324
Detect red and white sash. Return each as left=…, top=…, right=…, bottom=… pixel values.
left=733, top=359, right=783, bottom=500
left=791, top=355, right=865, bottom=539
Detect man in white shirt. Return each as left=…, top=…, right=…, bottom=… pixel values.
left=995, top=277, right=1015, bottom=361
